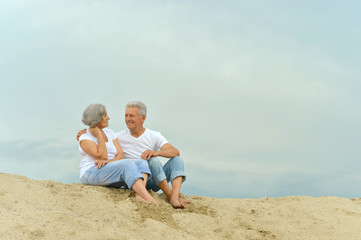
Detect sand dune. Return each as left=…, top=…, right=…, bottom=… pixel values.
left=1, top=173, right=360, bottom=240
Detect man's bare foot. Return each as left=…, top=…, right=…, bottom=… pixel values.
left=170, top=197, right=184, bottom=209
left=179, top=197, right=191, bottom=205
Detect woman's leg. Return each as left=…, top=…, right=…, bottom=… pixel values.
left=132, top=178, right=157, bottom=204
left=120, top=159, right=157, bottom=204
left=135, top=173, right=150, bottom=202
left=141, top=173, right=148, bottom=186
left=133, top=159, right=152, bottom=187
left=83, top=160, right=156, bottom=204
left=132, top=159, right=155, bottom=203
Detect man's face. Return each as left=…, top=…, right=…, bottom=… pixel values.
left=125, top=107, right=145, bottom=130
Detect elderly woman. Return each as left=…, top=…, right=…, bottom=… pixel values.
left=78, top=103, right=156, bottom=204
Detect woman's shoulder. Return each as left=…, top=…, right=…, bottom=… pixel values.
left=79, top=129, right=95, bottom=142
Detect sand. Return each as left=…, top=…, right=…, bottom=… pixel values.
left=1, top=173, right=361, bottom=240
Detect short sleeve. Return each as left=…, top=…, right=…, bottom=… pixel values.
left=79, top=131, right=93, bottom=142
left=78, top=130, right=95, bottom=152
left=156, top=132, right=168, bottom=149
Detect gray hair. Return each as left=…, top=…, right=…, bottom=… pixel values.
left=82, top=103, right=106, bottom=127
left=126, top=101, right=147, bottom=116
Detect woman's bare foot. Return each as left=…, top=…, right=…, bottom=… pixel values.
left=132, top=179, right=157, bottom=205
left=135, top=193, right=157, bottom=204
left=179, top=197, right=191, bottom=205
left=135, top=193, right=148, bottom=203
left=146, top=196, right=157, bottom=205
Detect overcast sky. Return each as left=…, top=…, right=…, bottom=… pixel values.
left=1, top=0, right=360, bottom=199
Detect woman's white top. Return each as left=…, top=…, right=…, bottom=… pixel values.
left=78, top=128, right=117, bottom=178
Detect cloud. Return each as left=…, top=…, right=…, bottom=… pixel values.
left=0, top=1, right=361, bottom=198
left=0, top=139, right=79, bottom=183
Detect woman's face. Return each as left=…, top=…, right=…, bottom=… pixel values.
left=96, top=110, right=110, bottom=129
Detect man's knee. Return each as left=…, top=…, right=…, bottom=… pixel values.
left=169, top=156, right=184, bottom=169
left=148, top=157, right=163, bottom=170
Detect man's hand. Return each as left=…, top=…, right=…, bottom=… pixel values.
left=94, top=159, right=108, bottom=168
left=76, top=129, right=87, bottom=141
left=141, top=150, right=159, bottom=160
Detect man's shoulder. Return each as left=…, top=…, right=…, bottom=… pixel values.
left=145, top=128, right=168, bottom=144
left=145, top=128, right=162, bottom=136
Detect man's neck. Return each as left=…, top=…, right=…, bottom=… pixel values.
left=129, top=127, right=146, bottom=138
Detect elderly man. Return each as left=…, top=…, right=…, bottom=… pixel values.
left=119, top=101, right=189, bottom=208
left=77, top=101, right=189, bottom=208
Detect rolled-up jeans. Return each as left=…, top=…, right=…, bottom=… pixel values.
left=146, top=156, right=186, bottom=192
left=80, top=159, right=151, bottom=189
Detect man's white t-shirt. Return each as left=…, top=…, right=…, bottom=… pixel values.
left=78, top=128, right=117, bottom=178
left=117, top=128, right=168, bottom=161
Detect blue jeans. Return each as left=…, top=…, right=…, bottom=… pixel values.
left=146, top=156, right=186, bottom=192
left=80, top=159, right=151, bottom=189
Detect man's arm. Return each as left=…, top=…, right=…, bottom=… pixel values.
left=141, top=143, right=180, bottom=160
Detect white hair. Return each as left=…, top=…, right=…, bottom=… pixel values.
left=126, top=101, right=147, bottom=116
left=82, top=103, right=106, bottom=127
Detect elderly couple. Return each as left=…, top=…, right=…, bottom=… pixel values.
left=77, top=101, right=189, bottom=208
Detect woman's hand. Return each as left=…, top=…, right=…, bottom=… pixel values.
left=94, top=159, right=108, bottom=168
left=89, top=127, right=102, bottom=138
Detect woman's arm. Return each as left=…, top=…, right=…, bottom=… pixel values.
left=94, top=138, right=124, bottom=168
left=79, top=127, right=107, bottom=160
left=108, top=138, right=124, bottom=162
